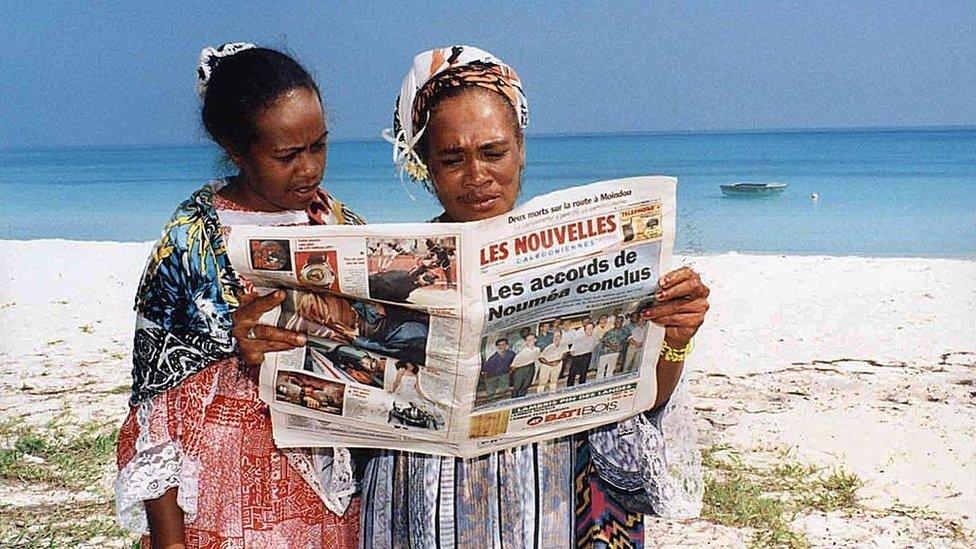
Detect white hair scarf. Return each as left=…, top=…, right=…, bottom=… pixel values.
left=382, top=45, right=528, bottom=183
left=196, top=42, right=256, bottom=100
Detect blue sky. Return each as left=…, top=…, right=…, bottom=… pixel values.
left=2, top=1, right=974, bottom=148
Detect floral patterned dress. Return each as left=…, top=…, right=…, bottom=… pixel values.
left=115, top=180, right=364, bottom=548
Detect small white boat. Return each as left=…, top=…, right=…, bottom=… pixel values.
left=720, top=182, right=788, bottom=196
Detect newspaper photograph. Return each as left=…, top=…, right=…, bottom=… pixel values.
left=225, top=176, right=676, bottom=457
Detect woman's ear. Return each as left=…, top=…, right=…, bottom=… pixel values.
left=518, top=134, right=526, bottom=172
left=227, top=150, right=245, bottom=171
left=221, top=140, right=246, bottom=172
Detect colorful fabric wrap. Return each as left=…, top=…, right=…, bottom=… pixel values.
left=129, top=182, right=363, bottom=406
left=383, top=45, right=528, bottom=182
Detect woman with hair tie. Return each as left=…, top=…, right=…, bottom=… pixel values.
left=360, top=45, right=711, bottom=547
left=114, top=44, right=362, bottom=547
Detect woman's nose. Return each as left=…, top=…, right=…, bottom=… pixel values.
left=461, top=158, right=490, bottom=187
left=299, top=150, right=322, bottom=178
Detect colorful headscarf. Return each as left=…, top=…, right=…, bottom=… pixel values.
left=383, top=45, right=528, bottom=182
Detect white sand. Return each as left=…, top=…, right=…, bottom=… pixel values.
left=1, top=240, right=974, bottom=546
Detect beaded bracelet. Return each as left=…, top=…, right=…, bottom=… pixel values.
left=660, top=339, right=693, bottom=362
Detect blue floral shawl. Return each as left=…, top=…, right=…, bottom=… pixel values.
left=129, top=182, right=364, bottom=406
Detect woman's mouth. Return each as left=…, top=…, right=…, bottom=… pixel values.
left=462, top=194, right=502, bottom=212
left=291, top=184, right=319, bottom=199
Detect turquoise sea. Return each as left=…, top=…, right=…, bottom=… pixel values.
left=1, top=129, right=974, bottom=257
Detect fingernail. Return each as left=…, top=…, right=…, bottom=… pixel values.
left=659, top=276, right=668, bottom=287
left=297, top=335, right=307, bottom=345
left=656, top=291, right=665, bottom=300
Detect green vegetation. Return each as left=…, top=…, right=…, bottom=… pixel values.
left=0, top=418, right=136, bottom=547
left=0, top=418, right=116, bottom=490
left=1, top=501, right=132, bottom=548
left=109, top=384, right=131, bottom=395
left=0, top=421, right=966, bottom=547
left=701, top=444, right=863, bottom=548
left=101, top=349, right=126, bottom=361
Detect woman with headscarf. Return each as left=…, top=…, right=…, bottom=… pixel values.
left=360, top=45, right=711, bottom=547
left=114, top=44, right=362, bottom=547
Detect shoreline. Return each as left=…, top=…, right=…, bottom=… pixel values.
left=1, top=240, right=974, bottom=546
left=3, top=125, right=973, bottom=152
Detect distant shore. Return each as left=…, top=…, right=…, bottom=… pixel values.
left=3, top=124, right=974, bottom=152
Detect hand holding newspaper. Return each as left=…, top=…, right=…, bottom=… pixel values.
left=224, top=176, right=676, bottom=457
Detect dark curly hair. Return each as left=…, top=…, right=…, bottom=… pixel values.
left=201, top=47, right=320, bottom=154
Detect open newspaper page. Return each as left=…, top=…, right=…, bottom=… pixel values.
left=225, top=176, right=675, bottom=457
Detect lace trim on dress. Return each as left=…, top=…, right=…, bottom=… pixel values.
left=115, top=399, right=204, bottom=534
left=653, top=376, right=704, bottom=518
left=282, top=447, right=356, bottom=516
left=114, top=441, right=202, bottom=535
left=587, top=372, right=703, bottom=519
left=215, top=207, right=312, bottom=226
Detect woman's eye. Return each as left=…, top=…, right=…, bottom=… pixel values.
left=275, top=152, right=300, bottom=162
left=441, top=157, right=462, bottom=166
left=310, top=141, right=326, bottom=152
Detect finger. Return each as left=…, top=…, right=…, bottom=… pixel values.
left=250, top=324, right=307, bottom=346
left=644, top=298, right=709, bottom=320
left=239, top=338, right=302, bottom=366
left=241, top=349, right=265, bottom=367
left=656, top=279, right=709, bottom=301
left=238, top=290, right=288, bottom=320
left=253, top=340, right=301, bottom=353
left=650, top=313, right=707, bottom=327
left=237, top=291, right=260, bottom=307
left=658, top=267, right=697, bottom=289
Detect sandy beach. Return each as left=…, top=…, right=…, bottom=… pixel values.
left=1, top=239, right=973, bottom=547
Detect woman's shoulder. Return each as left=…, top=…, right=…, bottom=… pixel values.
left=156, top=180, right=226, bottom=245
left=313, top=188, right=366, bottom=226
left=139, top=181, right=229, bottom=285
left=170, top=180, right=225, bottom=220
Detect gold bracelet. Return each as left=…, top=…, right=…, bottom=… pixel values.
left=660, top=339, right=693, bottom=362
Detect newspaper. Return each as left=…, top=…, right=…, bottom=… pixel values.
left=225, top=176, right=676, bottom=457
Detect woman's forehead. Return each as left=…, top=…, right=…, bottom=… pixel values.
left=254, top=88, right=325, bottom=144
left=427, top=91, right=518, bottom=145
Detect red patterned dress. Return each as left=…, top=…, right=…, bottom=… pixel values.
left=115, top=181, right=361, bottom=548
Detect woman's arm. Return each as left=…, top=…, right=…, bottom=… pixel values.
left=653, top=339, right=687, bottom=409
left=146, top=487, right=186, bottom=549
left=643, top=267, right=710, bottom=409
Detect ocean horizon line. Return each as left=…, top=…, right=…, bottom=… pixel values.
left=3, top=130, right=973, bottom=255
left=2, top=124, right=974, bottom=153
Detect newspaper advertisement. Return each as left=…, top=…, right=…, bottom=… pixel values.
left=224, top=176, right=676, bottom=457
